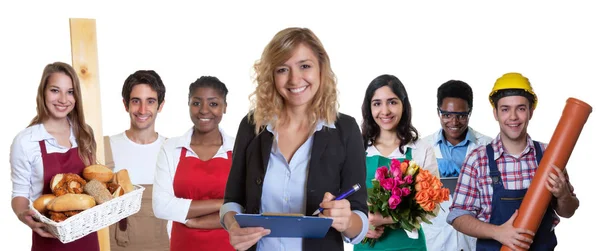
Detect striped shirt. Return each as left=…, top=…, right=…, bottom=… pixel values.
left=447, top=134, right=573, bottom=227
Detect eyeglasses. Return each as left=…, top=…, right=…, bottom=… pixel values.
left=438, top=108, right=470, bottom=121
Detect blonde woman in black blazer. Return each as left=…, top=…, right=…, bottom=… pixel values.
left=219, top=27, right=368, bottom=251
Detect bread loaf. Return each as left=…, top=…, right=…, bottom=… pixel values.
left=83, top=164, right=114, bottom=183
left=46, top=194, right=96, bottom=212
left=84, top=179, right=113, bottom=204
left=33, top=194, right=56, bottom=214
left=115, top=169, right=134, bottom=193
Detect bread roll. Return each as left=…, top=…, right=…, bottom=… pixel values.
left=112, top=186, right=124, bottom=198
left=84, top=179, right=113, bottom=204
left=50, top=173, right=87, bottom=196
left=115, top=169, right=134, bottom=193
left=83, top=164, right=114, bottom=183
left=33, top=194, right=56, bottom=214
left=50, top=174, right=64, bottom=191
left=46, top=194, right=96, bottom=212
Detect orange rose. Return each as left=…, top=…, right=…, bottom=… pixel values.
left=441, top=188, right=450, bottom=201
left=421, top=201, right=435, bottom=211
left=400, top=161, right=408, bottom=175
left=416, top=170, right=431, bottom=183
left=415, top=190, right=430, bottom=205
left=427, top=188, right=438, bottom=201
left=432, top=178, right=443, bottom=190
left=418, top=180, right=431, bottom=191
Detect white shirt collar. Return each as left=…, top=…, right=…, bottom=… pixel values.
left=265, top=119, right=336, bottom=134
left=175, top=126, right=234, bottom=154
left=29, top=120, right=77, bottom=145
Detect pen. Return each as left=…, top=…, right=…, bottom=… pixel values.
left=311, top=183, right=361, bottom=216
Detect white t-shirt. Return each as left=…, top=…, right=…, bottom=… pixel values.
left=109, top=132, right=166, bottom=185
left=109, top=131, right=170, bottom=236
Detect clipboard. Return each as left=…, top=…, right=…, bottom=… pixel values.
left=234, top=213, right=333, bottom=238
left=441, top=177, right=458, bottom=196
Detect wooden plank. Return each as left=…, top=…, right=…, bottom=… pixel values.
left=69, top=18, right=110, bottom=251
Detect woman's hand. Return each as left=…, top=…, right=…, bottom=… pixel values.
left=226, top=221, right=270, bottom=251
left=17, top=209, right=54, bottom=238
left=224, top=212, right=270, bottom=251
left=319, top=192, right=353, bottom=233
left=365, top=226, right=385, bottom=239
left=368, top=212, right=395, bottom=227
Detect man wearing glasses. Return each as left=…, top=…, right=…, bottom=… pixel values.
left=422, top=80, right=492, bottom=251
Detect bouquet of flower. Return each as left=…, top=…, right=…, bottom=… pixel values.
left=361, top=159, right=450, bottom=247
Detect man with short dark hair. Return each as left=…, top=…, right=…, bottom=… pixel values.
left=422, top=80, right=492, bottom=251
left=106, top=70, right=170, bottom=251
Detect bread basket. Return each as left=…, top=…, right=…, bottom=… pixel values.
left=30, top=184, right=145, bottom=243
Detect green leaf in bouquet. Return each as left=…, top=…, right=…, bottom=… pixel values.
left=361, top=237, right=378, bottom=247
left=373, top=180, right=381, bottom=189
left=366, top=187, right=374, bottom=195
left=400, top=219, right=414, bottom=232
left=420, top=216, right=433, bottom=225
left=390, top=211, right=399, bottom=222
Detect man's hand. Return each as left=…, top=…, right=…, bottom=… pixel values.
left=546, top=165, right=572, bottom=199
left=493, top=210, right=535, bottom=250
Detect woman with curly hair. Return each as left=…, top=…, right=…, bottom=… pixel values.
left=219, top=27, right=368, bottom=251
left=355, top=74, right=440, bottom=251
left=10, top=62, right=99, bottom=251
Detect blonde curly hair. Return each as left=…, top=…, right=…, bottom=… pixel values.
left=249, top=27, right=339, bottom=134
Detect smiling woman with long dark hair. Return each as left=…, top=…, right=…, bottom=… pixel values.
left=355, top=74, right=440, bottom=251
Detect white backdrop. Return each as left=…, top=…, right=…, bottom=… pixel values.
left=1, top=1, right=598, bottom=250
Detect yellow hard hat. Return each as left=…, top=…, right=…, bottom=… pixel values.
left=489, top=72, right=537, bottom=109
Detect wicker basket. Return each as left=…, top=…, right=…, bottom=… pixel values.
left=30, top=184, right=145, bottom=243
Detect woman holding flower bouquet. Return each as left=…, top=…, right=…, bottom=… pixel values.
left=354, top=74, right=443, bottom=251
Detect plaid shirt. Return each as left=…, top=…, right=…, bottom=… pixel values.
left=448, top=134, right=573, bottom=228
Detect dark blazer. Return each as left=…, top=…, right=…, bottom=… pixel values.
left=224, top=112, right=368, bottom=251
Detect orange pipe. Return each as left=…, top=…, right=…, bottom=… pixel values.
left=500, top=98, right=592, bottom=251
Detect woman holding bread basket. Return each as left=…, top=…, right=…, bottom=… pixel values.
left=153, top=76, right=235, bottom=250
left=10, top=62, right=100, bottom=251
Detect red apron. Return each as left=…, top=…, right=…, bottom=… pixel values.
left=31, top=141, right=100, bottom=251
left=170, top=148, right=234, bottom=251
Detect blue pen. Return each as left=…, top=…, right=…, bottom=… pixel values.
left=312, top=183, right=361, bottom=215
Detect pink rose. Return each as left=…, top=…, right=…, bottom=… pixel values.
left=392, top=187, right=402, bottom=196
left=394, top=175, right=405, bottom=186
left=403, top=175, right=413, bottom=184
left=390, top=159, right=402, bottom=177
left=381, top=178, right=395, bottom=191
left=388, top=195, right=402, bottom=209
left=375, top=167, right=389, bottom=181
left=401, top=187, right=411, bottom=197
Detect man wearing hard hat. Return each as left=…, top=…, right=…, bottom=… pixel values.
left=446, top=73, right=579, bottom=250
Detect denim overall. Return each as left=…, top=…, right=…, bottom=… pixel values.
left=476, top=141, right=557, bottom=251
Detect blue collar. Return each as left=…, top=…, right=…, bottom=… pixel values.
left=436, top=128, right=475, bottom=147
